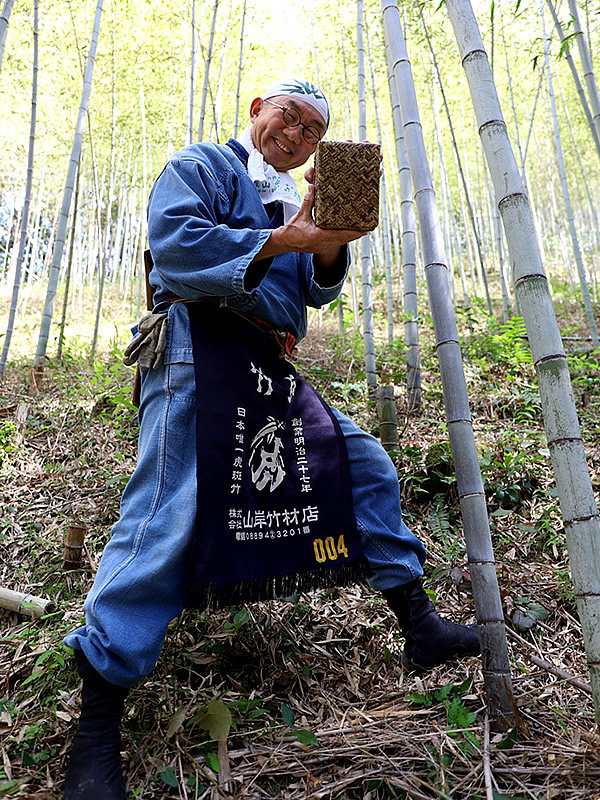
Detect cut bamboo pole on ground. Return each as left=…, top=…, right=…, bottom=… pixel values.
left=382, top=0, right=513, bottom=726
left=445, top=0, right=600, bottom=723
left=0, top=587, right=56, bottom=618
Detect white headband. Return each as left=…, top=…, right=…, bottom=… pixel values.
left=262, top=77, right=329, bottom=127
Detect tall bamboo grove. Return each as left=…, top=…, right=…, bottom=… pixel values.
left=34, top=0, right=104, bottom=368
left=381, top=0, right=513, bottom=724
left=444, top=0, right=600, bottom=722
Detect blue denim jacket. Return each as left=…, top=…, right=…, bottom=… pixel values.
left=147, top=140, right=348, bottom=343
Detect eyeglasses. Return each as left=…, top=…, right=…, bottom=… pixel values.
left=264, top=99, right=323, bottom=145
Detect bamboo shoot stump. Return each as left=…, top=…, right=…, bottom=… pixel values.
left=62, top=522, right=87, bottom=570
left=14, top=402, right=30, bottom=444
left=0, top=587, right=56, bottom=618
left=376, top=385, right=400, bottom=451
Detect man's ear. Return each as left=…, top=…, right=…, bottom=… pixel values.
left=249, top=97, right=264, bottom=121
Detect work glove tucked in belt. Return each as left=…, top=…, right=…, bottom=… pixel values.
left=122, top=311, right=168, bottom=371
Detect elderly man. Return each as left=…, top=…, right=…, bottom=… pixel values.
left=62, top=78, right=479, bottom=800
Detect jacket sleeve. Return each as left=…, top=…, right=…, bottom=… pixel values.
left=304, top=245, right=351, bottom=309
left=147, top=150, right=273, bottom=300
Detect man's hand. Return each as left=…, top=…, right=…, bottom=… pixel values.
left=276, top=185, right=364, bottom=253
left=252, top=175, right=364, bottom=265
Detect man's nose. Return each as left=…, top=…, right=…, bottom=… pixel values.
left=284, top=123, right=303, bottom=144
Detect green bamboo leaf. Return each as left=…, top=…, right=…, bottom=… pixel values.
left=205, top=752, right=220, bottom=773
left=158, top=766, right=178, bottom=788
left=196, top=698, right=232, bottom=742
left=281, top=702, right=295, bottom=729
left=526, top=603, right=548, bottom=621
left=166, top=705, right=187, bottom=739
left=496, top=726, right=518, bottom=750
left=293, top=729, right=319, bottom=746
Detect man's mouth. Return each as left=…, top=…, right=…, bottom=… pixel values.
left=273, top=137, right=292, bottom=154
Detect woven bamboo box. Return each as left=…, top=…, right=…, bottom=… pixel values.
left=313, top=140, right=380, bottom=232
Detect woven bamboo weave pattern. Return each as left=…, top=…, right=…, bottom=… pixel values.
left=313, top=141, right=380, bottom=232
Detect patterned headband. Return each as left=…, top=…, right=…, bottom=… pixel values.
left=262, top=78, right=329, bottom=126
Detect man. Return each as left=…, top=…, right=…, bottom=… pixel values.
left=62, top=78, right=479, bottom=800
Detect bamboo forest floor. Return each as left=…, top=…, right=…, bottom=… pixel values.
left=1, top=286, right=600, bottom=799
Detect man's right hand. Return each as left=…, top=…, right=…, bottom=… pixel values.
left=253, top=185, right=365, bottom=263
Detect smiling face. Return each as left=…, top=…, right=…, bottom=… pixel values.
left=249, top=95, right=327, bottom=171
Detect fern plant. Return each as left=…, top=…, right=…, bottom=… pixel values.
left=429, top=494, right=450, bottom=539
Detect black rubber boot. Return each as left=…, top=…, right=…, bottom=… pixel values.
left=383, top=578, right=480, bottom=672
left=63, top=650, right=129, bottom=800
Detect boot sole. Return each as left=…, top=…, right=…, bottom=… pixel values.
left=401, top=646, right=480, bottom=673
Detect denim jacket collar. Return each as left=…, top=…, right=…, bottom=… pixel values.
left=226, top=138, right=249, bottom=169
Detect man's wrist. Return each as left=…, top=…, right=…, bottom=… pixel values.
left=313, top=245, right=348, bottom=286
left=251, top=227, right=291, bottom=263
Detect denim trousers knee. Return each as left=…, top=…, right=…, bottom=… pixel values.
left=63, top=359, right=198, bottom=688
left=330, top=408, right=426, bottom=592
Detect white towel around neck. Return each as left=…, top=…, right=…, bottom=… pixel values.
left=236, top=128, right=302, bottom=224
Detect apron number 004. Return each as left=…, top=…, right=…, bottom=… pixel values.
left=313, top=535, right=349, bottom=564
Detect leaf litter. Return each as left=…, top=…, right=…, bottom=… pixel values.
left=0, top=317, right=599, bottom=800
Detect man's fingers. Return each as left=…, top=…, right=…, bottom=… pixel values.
left=301, top=184, right=315, bottom=213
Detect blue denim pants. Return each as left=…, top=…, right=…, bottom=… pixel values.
left=64, top=353, right=426, bottom=687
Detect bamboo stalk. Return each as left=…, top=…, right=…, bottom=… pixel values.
left=445, top=0, right=600, bottom=723
left=385, top=41, right=421, bottom=414
left=357, top=0, right=377, bottom=396
left=0, top=0, right=38, bottom=380
left=233, top=0, right=247, bottom=139
left=14, top=401, right=29, bottom=444
left=33, top=0, right=104, bottom=369
left=56, top=165, right=80, bottom=361
left=566, top=0, right=600, bottom=150
left=381, top=0, right=513, bottom=726
left=0, top=0, right=15, bottom=75
left=419, top=7, right=494, bottom=322
left=542, top=7, right=599, bottom=347
left=198, top=0, right=219, bottom=142
left=546, top=0, right=600, bottom=161
left=188, top=0, right=196, bottom=145
left=365, top=21, right=395, bottom=345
